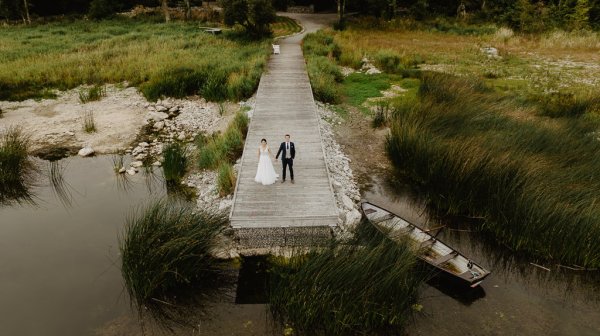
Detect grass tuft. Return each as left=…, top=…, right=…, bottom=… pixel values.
left=162, top=142, right=188, bottom=185
left=82, top=111, right=96, bottom=133
left=120, top=200, right=228, bottom=306
left=0, top=127, right=36, bottom=204
left=78, top=84, right=105, bottom=103
left=217, top=162, right=236, bottom=196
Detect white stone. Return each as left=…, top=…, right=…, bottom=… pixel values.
left=126, top=167, right=137, bottom=175
left=366, top=67, right=382, bottom=75
left=138, top=142, right=149, bottom=147
left=135, top=153, right=146, bottom=160
left=152, top=161, right=162, bottom=166
left=153, top=121, right=165, bottom=131
left=118, top=167, right=126, bottom=174
left=177, top=132, right=186, bottom=141
left=66, top=131, right=75, bottom=136
left=481, top=47, right=499, bottom=58
left=169, top=106, right=179, bottom=113
left=345, top=209, right=362, bottom=229
left=78, top=147, right=94, bottom=157
left=342, top=194, right=355, bottom=210
left=155, top=105, right=168, bottom=112
left=148, top=111, right=169, bottom=122
left=130, top=161, right=144, bottom=168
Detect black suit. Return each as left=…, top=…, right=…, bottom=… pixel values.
left=275, top=141, right=295, bottom=181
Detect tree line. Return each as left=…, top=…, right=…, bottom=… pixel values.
left=1, top=0, right=598, bottom=32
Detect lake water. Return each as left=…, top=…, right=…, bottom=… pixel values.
left=1, top=156, right=598, bottom=335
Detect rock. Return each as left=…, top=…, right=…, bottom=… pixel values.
left=118, top=167, right=126, bottom=174
left=152, top=161, right=162, bottom=166
left=130, top=161, right=144, bottom=168
left=481, top=47, right=499, bottom=58
left=148, top=111, right=169, bottom=122
left=138, top=142, right=149, bottom=147
left=126, top=167, right=137, bottom=175
left=66, top=131, right=75, bottom=136
left=78, top=147, right=94, bottom=157
left=177, top=132, right=186, bottom=141
left=332, top=179, right=343, bottom=190
left=169, top=106, right=179, bottom=113
left=342, top=194, right=355, bottom=210
left=135, top=153, right=146, bottom=160
left=366, top=67, right=382, bottom=75
left=345, top=209, right=362, bottom=229
left=155, top=105, right=168, bottom=112
left=153, top=121, right=165, bottom=131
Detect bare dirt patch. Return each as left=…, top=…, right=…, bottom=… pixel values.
left=0, top=85, right=148, bottom=155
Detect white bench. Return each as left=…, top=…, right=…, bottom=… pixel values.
left=272, top=44, right=280, bottom=54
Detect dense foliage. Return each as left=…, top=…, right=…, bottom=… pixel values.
left=220, top=0, right=276, bottom=37
left=1, top=1, right=598, bottom=31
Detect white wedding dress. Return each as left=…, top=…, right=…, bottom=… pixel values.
left=254, top=146, right=278, bottom=185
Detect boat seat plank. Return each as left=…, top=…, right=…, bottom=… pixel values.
left=434, top=251, right=458, bottom=265
left=372, top=213, right=395, bottom=224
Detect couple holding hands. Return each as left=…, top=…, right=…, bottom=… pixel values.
left=254, top=134, right=295, bottom=186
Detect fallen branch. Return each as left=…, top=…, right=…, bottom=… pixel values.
left=530, top=262, right=551, bottom=272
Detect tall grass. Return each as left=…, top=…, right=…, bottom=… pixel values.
left=162, top=142, right=187, bottom=184
left=120, top=200, right=228, bottom=307
left=0, top=127, right=35, bottom=204
left=303, top=31, right=344, bottom=103
left=269, top=230, right=424, bottom=335
left=387, top=72, right=600, bottom=267
left=0, top=18, right=270, bottom=101
left=197, top=110, right=248, bottom=169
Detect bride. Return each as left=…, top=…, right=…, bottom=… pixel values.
left=254, top=138, right=279, bottom=185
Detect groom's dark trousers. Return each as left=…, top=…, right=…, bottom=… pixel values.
left=282, top=158, right=293, bottom=181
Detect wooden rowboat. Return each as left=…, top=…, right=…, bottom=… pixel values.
left=361, top=201, right=491, bottom=288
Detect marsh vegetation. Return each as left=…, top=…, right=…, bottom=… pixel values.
left=0, top=127, right=36, bottom=204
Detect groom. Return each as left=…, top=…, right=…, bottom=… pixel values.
left=275, top=134, right=295, bottom=184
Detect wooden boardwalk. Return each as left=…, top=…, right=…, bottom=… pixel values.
left=230, top=37, right=338, bottom=248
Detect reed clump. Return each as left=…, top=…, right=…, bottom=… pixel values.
left=387, top=72, right=600, bottom=267
left=269, top=233, right=424, bottom=335
left=120, top=200, right=228, bottom=306
left=197, top=110, right=248, bottom=169
left=162, top=142, right=188, bottom=184
left=0, top=127, right=35, bottom=204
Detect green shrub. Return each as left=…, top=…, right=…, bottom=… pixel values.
left=88, top=0, right=119, bottom=19
left=141, top=67, right=207, bottom=102
left=198, top=110, right=249, bottom=169
left=120, top=200, right=228, bottom=306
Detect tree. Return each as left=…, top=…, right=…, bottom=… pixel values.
left=336, top=0, right=346, bottom=29
left=221, top=0, right=276, bottom=37
left=569, top=0, right=591, bottom=30
left=161, top=0, right=170, bottom=22
left=22, top=0, right=29, bottom=23
left=183, top=0, right=191, bottom=20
